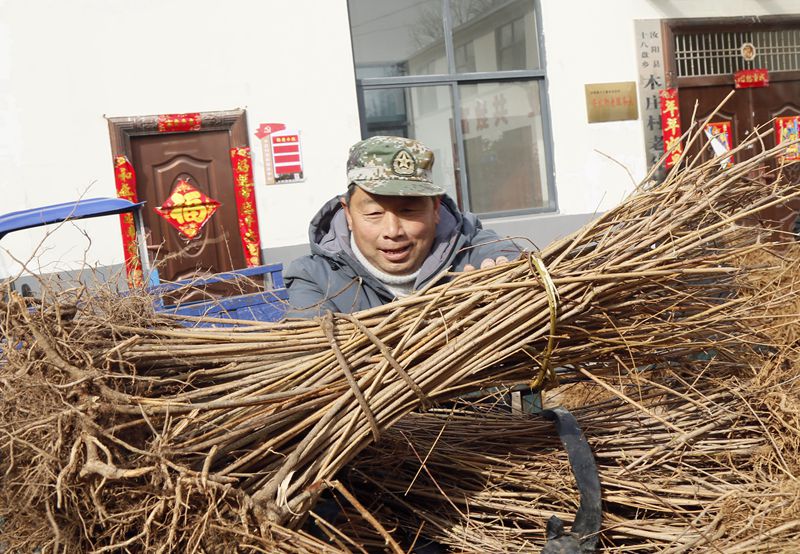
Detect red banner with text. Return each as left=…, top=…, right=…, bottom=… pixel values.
left=230, top=147, right=263, bottom=267
left=157, top=112, right=202, bottom=133
left=659, top=88, right=683, bottom=168
left=734, top=69, right=769, bottom=89
left=113, top=156, right=144, bottom=288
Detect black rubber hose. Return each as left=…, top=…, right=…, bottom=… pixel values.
left=540, top=406, right=602, bottom=553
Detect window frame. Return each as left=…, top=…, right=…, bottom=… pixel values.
left=454, top=40, right=476, bottom=73
left=496, top=16, right=527, bottom=71
left=348, top=0, right=557, bottom=217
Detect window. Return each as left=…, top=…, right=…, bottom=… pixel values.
left=348, top=0, right=553, bottom=216
left=455, top=41, right=476, bottom=73
left=461, top=80, right=548, bottom=213
left=496, top=17, right=527, bottom=70
left=363, top=88, right=408, bottom=137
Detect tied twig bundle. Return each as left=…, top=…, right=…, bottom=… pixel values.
left=2, top=123, right=800, bottom=550
left=343, top=242, right=800, bottom=552
left=345, top=350, right=800, bottom=552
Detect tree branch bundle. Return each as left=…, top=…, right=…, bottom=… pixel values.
left=1, top=128, right=800, bottom=551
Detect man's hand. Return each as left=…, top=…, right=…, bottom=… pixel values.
left=463, top=256, right=509, bottom=272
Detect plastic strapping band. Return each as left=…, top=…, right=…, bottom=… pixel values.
left=528, top=253, right=560, bottom=389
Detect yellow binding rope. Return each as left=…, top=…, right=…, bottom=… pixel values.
left=527, top=252, right=560, bottom=389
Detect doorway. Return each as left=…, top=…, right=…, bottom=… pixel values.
left=664, top=18, right=800, bottom=233
left=108, top=109, right=261, bottom=286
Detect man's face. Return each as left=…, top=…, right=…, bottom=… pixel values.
left=342, top=187, right=441, bottom=276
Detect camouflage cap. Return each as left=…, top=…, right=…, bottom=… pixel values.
left=346, top=136, right=445, bottom=196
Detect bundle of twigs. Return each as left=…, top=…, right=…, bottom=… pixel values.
left=342, top=243, right=800, bottom=552
left=345, top=352, right=800, bottom=552
left=1, top=124, right=800, bottom=550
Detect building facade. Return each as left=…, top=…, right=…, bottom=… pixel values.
left=1, top=0, right=798, bottom=289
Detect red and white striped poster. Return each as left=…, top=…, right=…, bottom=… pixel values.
left=254, top=123, right=305, bottom=184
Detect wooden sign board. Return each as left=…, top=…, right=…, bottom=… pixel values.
left=585, top=81, right=639, bottom=123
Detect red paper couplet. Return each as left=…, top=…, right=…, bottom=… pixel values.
left=230, top=147, right=263, bottom=267
left=659, top=88, right=683, bottom=168
left=113, top=156, right=144, bottom=288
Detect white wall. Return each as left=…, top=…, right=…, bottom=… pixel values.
left=0, top=0, right=361, bottom=276
left=541, top=0, right=800, bottom=217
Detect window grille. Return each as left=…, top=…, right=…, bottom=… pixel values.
left=674, top=29, right=800, bottom=77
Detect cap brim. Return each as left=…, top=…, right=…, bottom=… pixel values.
left=352, top=179, right=445, bottom=197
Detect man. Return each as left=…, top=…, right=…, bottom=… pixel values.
left=285, top=135, right=520, bottom=318
left=288, top=137, right=527, bottom=552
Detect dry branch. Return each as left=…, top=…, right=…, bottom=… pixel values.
left=347, top=353, right=800, bottom=552
left=1, top=126, right=800, bottom=550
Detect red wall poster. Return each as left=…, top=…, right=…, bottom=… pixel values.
left=775, top=116, right=800, bottom=162
left=254, top=123, right=305, bottom=184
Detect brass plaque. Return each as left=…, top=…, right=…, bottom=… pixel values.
left=585, top=81, right=639, bottom=123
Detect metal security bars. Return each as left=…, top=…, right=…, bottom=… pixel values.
left=675, top=29, right=800, bottom=77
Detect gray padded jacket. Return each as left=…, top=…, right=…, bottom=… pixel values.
left=284, top=195, right=521, bottom=318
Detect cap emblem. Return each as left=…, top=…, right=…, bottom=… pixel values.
left=392, top=149, right=416, bottom=176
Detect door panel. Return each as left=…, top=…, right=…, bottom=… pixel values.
left=677, top=84, right=751, bottom=164
left=751, top=82, right=800, bottom=233
left=679, top=82, right=800, bottom=234
left=131, top=131, right=246, bottom=283
left=752, top=81, right=800, bottom=130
